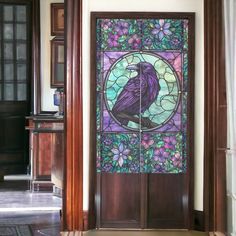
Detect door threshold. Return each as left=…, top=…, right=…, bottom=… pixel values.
left=97, top=228, right=188, bottom=231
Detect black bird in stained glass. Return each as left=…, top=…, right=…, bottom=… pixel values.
left=112, top=62, right=160, bottom=128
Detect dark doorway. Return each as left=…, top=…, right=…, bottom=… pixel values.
left=0, top=1, right=32, bottom=175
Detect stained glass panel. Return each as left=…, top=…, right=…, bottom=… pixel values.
left=96, top=17, right=190, bottom=174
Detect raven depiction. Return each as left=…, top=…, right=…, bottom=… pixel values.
left=112, top=62, right=160, bottom=128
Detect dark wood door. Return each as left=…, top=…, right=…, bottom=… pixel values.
left=0, top=102, right=29, bottom=174
left=0, top=2, right=31, bottom=175
left=92, top=13, right=194, bottom=229
left=98, top=174, right=189, bottom=229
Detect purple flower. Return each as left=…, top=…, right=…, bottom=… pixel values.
left=112, top=143, right=130, bottom=167
left=128, top=34, right=141, bottom=49
left=171, top=152, right=182, bottom=168
left=151, top=19, right=172, bottom=40
left=115, top=21, right=129, bottom=36
left=107, top=33, right=119, bottom=48
left=103, top=163, right=113, bottom=172
left=101, top=19, right=112, bottom=30
left=130, top=163, right=139, bottom=172
left=163, top=136, right=177, bottom=149
left=144, top=38, right=152, bottom=47
left=141, top=134, right=154, bottom=149
left=153, top=148, right=169, bottom=162
left=154, top=164, right=165, bottom=172
left=171, top=36, right=181, bottom=47
left=104, top=137, right=112, bottom=146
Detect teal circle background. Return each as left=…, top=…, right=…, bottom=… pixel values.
left=104, top=52, right=180, bottom=131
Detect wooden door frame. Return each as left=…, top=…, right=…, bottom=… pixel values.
left=90, top=11, right=195, bottom=230
left=63, top=0, right=227, bottom=232
left=204, top=0, right=227, bottom=233
left=63, top=0, right=83, bottom=231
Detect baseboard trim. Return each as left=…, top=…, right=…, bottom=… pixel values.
left=83, top=210, right=89, bottom=231
left=61, top=231, right=82, bottom=236
left=193, top=210, right=204, bottom=231
left=209, top=232, right=226, bottom=236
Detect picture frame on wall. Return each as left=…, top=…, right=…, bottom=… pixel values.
left=51, top=3, right=64, bottom=36
left=51, top=38, right=64, bottom=88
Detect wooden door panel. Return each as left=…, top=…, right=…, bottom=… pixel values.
left=147, top=174, right=186, bottom=228
left=0, top=102, right=29, bottom=174
left=0, top=116, right=25, bottom=150
left=100, top=173, right=141, bottom=228
left=34, top=133, right=52, bottom=178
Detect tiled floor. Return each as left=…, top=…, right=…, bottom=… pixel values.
left=0, top=178, right=208, bottom=236
left=0, top=211, right=61, bottom=235
left=0, top=191, right=62, bottom=210
left=0, top=178, right=62, bottom=235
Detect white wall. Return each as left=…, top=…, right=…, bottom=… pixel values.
left=83, top=0, right=204, bottom=211
left=40, top=0, right=64, bottom=111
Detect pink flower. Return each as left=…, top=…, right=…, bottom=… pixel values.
left=101, top=19, right=112, bottom=30
left=163, top=136, right=177, bottom=149
left=141, top=134, right=154, bottom=149
left=107, top=33, right=119, bottom=48
left=128, top=34, right=141, bottom=49
left=171, top=152, right=182, bottom=167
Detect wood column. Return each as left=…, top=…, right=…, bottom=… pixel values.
left=204, top=0, right=227, bottom=233
left=31, top=0, right=41, bottom=114
left=63, top=0, right=83, bottom=231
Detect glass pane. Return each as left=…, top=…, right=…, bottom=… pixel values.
left=17, top=64, right=26, bottom=81
left=3, top=6, right=13, bottom=21
left=56, top=64, right=64, bottom=82
left=17, top=83, right=26, bottom=101
left=16, top=24, right=27, bottom=40
left=4, top=83, right=14, bottom=101
left=16, top=6, right=26, bottom=22
left=4, top=24, right=13, bottom=40
left=4, top=43, right=13, bottom=60
left=4, top=64, right=14, bottom=81
left=57, top=45, right=64, bottom=63
left=16, top=43, right=26, bottom=60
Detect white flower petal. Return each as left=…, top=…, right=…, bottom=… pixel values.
left=159, top=19, right=165, bottom=27
left=119, top=143, right=124, bottom=152
left=118, top=157, right=124, bottom=167
left=112, top=148, right=119, bottom=155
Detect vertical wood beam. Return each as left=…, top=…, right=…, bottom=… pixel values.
left=31, top=0, right=41, bottom=114
left=63, top=0, right=83, bottom=231
left=204, top=0, right=227, bottom=233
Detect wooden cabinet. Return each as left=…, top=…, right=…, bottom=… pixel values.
left=26, top=116, right=64, bottom=193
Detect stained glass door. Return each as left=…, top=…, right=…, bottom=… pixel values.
left=93, top=13, right=194, bottom=229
